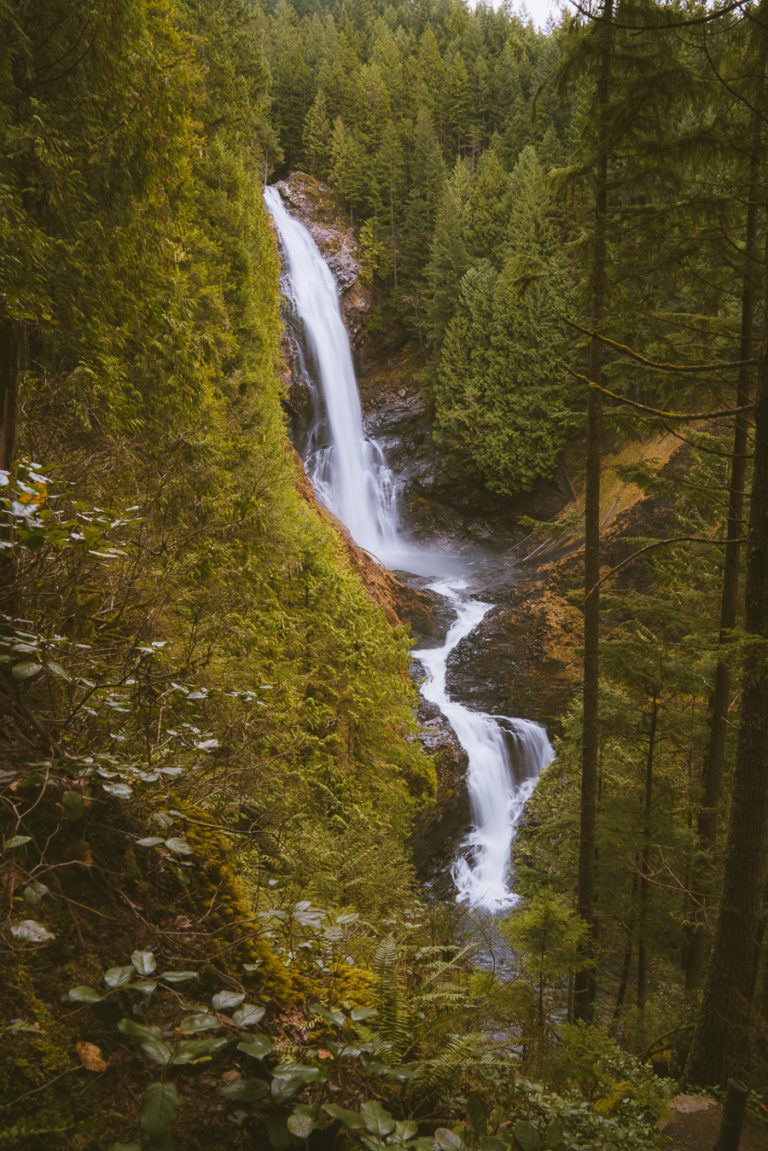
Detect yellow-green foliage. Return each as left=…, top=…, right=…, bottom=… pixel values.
left=182, top=820, right=294, bottom=1003
left=6, top=0, right=433, bottom=919
left=0, top=959, right=78, bottom=1146
left=1, top=3, right=435, bottom=1141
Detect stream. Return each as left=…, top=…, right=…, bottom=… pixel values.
left=265, top=185, right=554, bottom=914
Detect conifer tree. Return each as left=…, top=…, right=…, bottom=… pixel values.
left=425, top=163, right=471, bottom=347
left=435, top=146, right=572, bottom=493
left=442, top=51, right=474, bottom=157
left=329, top=117, right=367, bottom=217
left=686, top=3, right=768, bottom=1088
left=303, top=90, right=332, bottom=175
left=400, top=108, right=447, bottom=323
left=574, top=0, right=614, bottom=1026
left=686, top=7, right=768, bottom=994
left=464, top=142, right=512, bottom=260
left=371, top=120, right=406, bottom=284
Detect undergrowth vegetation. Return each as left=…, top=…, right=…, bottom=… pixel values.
left=0, top=0, right=738, bottom=1147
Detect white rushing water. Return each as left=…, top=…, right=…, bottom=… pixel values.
left=265, top=184, right=554, bottom=912
left=264, top=185, right=400, bottom=558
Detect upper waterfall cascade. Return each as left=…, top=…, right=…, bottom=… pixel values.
left=265, top=185, right=554, bottom=912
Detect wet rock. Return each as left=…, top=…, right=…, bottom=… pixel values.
left=445, top=579, right=577, bottom=734
left=275, top=172, right=371, bottom=352
left=410, top=698, right=470, bottom=876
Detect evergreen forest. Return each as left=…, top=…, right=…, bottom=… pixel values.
left=1, top=0, right=768, bottom=1148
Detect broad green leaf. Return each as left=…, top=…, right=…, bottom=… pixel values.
left=236, top=1033, right=273, bottom=1059
left=287, top=1112, right=315, bottom=1139
left=179, top=1013, right=220, bottom=1032
left=102, top=782, right=132, bottom=799
left=322, top=1103, right=366, bottom=1130
left=131, top=950, right=156, bottom=976
left=270, top=1064, right=323, bottom=1103
left=140, top=1081, right=180, bottom=1141
left=164, top=837, right=193, bottom=855
left=11, top=660, right=42, bottom=680
left=130, top=980, right=157, bottom=995
left=219, top=1077, right=268, bottom=1102
left=233, top=1003, right=265, bottom=1027
left=513, top=1121, right=541, bottom=1151
left=543, top=1117, right=565, bottom=1149
left=309, top=1003, right=344, bottom=1027
left=118, top=1018, right=162, bottom=1042
left=172, top=1037, right=227, bottom=1065
left=350, top=1007, right=377, bottom=1021
left=212, top=989, right=245, bottom=1011
left=24, top=881, right=49, bottom=903
left=136, top=836, right=165, bottom=847
left=360, top=1101, right=395, bottom=1137
left=10, top=919, right=55, bottom=943
left=4, top=835, right=31, bottom=850
left=265, top=1116, right=292, bottom=1150
left=67, top=985, right=103, bottom=1003
left=104, top=965, right=135, bottom=988
left=140, top=1037, right=173, bottom=1066
left=62, top=791, right=85, bottom=820
left=395, top=1120, right=419, bottom=1140
left=435, top=1130, right=467, bottom=1151
left=160, top=970, right=198, bottom=984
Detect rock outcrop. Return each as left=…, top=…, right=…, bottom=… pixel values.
left=275, top=172, right=370, bottom=351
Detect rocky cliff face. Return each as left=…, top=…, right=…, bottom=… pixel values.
left=274, top=172, right=569, bottom=553
left=270, top=170, right=582, bottom=876
left=275, top=172, right=371, bottom=352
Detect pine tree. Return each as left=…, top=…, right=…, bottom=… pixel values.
left=424, top=163, right=471, bottom=347
left=400, top=108, right=447, bottom=324
left=464, top=142, right=512, bottom=260
left=442, top=51, right=474, bottom=158
left=266, top=0, right=312, bottom=166
left=329, top=117, right=367, bottom=218
left=686, top=2, right=768, bottom=1088
left=303, top=90, right=332, bottom=175
left=574, top=0, right=614, bottom=1026
left=434, top=146, right=572, bottom=493
left=371, top=120, right=406, bottom=284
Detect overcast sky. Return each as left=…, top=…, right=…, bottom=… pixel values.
left=506, top=0, right=567, bottom=29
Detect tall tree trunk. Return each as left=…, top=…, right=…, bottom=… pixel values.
left=686, top=236, right=768, bottom=1087
left=686, top=38, right=766, bottom=991
left=637, top=694, right=658, bottom=1037
left=574, top=0, right=614, bottom=1025
left=0, top=319, right=20, bottom=475
left=611, top=866, right=638, bottom=1032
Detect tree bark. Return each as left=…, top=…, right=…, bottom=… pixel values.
left=574, top=0, right=614, bottom=1026
left=0, top=319, right=20, bottom=475
left=611, top=866, right=638, bottom=1032
left=686, top=238, right=768, bottom=1087
left=686, top=35, right=766, bottom=992
left=637, top=695, right=658, bottom=1045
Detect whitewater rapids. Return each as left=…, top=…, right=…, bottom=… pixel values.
left=265, top=184, right=554, bottom=912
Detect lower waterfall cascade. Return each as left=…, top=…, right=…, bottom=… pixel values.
left=265, top=184, right=555, bottom=913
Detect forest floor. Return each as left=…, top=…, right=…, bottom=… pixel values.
left=662, top=1095, right=768, bottom=1150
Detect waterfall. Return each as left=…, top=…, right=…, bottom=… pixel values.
left=413, top=581, right=554, bottom=909
left=264, top=186, right=400, bottom=557
left=265, top=185, right=554, bottom=913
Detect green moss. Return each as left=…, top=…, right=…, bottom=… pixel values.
left=182, top=819, right=295, bottom=1003
left=0, top=958, right=76, bottom=1144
